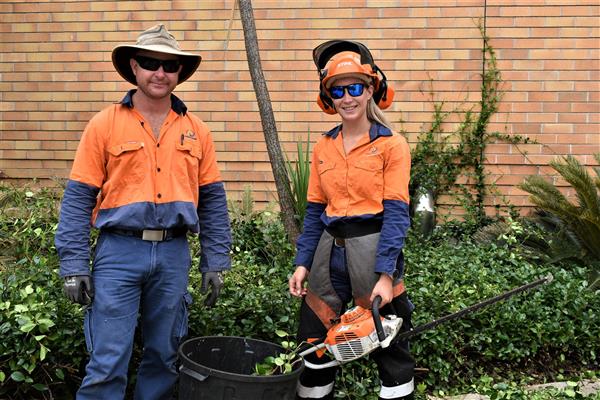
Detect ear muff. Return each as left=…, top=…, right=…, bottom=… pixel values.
left=313, top=40, right=395, bottom=113
left=317, top=92, right=337, bottom=114
left=372, top=65, right=394, bottom=110
left=317, top=69, right=336, bottom=114
left=377, top=84, right=395, bottom=110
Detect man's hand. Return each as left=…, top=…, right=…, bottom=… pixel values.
left=63, top=275, right=94, bottom=305
left=200, top=271, right=224, bottom=308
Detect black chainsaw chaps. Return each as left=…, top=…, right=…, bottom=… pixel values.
left=296, top=293, right=416, bottom=400
left=296, top=301, right=337, bottom=400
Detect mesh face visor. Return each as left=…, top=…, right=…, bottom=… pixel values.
left=312, top=40, right=375, bottom=71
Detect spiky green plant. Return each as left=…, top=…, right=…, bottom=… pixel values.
left=284, top=133, right=311, bottom=228
left=518, top=154, right=600, bottom=288
left=473, top=210, right=590, bottom=265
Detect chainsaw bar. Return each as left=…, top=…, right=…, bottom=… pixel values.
left=395, top=274, right=553, bottom=342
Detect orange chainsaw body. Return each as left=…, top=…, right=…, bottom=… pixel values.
left=323, top=305, right=402, bottom=364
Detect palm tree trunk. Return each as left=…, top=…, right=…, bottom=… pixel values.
left=237, top=0, right=300, bottom=244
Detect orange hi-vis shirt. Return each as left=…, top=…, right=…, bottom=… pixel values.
left=70, top=92, right=222, bottom=228
left=308, top=124, right=411, bottom=218
left=295, top=123, right=411, bottom=277
left=55, top=91, right=230, bottom=277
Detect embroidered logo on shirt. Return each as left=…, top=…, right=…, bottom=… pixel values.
left=183, top=130, right=197, bottom=140
left=180, top=130, right=197, bottom=145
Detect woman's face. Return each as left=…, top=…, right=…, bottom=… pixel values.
left=329, top=76, right=373, bottom=123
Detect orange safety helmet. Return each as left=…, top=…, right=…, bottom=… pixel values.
left=313, top=40, right=394, bottom=114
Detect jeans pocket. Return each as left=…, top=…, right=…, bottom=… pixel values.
left=175, top=292, right=193, bottom=342
left=83, top=307, right=94, bottom=353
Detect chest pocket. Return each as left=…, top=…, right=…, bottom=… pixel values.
left=175, top=141, right=203, bottom=186
left=107, top=141, right=146, bottom=185
left=317, top=160, right=338, bottom=200
left=354, top=156, right=384, bottom=195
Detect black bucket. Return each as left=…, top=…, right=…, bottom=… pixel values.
left=178, top=336, right=304, bottom=400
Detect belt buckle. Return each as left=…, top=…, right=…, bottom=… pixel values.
left=334, top=237, right=345, bottom=247
left=142, top=229, right=165, bottom=241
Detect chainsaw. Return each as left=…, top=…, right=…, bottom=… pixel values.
left=298, top=274, right=552, bottom=369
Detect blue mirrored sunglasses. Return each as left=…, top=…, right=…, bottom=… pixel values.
left=134, top=55, right=181, bottom=73
left=329, top=83, right=366, bottom=99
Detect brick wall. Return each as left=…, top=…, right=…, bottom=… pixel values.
left=1, top=0, right=598, bottom=214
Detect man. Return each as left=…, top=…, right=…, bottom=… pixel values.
left=55, top=24, right=231, bottom=399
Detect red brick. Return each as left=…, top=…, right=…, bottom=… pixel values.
left=0, top=1, right=597, bottom=213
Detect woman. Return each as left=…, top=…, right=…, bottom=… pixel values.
left=289, top=40, right=415, bottom=400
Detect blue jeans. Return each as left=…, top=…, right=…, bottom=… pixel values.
left=329, top=244, right=352, bottom=303
left=77, top=232, right=192, bottom=400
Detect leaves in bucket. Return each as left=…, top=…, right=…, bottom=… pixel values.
left=253, top=330, right=302, bottom=376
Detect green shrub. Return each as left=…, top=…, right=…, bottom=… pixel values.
left=405, top=229, right=600, bottom=392
left=192, top=196, right=297, bottom=341
left=0, top=258, right=85, bottom=398
left=1, top=185, right=598, bottom=399
left=188, top=240, right=300, bottom=344
left=0, top=186, right=85, bottom=398
left=229, top=207, right=295, bottom=268
left=324, top=224, right=600, bottom=398
left=518, top=154, right=600, bottom=289
left=518, top=154, right=600, bottom=263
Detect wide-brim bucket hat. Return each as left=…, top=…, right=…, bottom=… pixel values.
left=112, top=24, right=201, bottom=85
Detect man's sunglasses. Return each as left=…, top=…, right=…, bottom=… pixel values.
left=329, top=83, right=366, bottom=99
left=134, top=55, right=181, bottom=73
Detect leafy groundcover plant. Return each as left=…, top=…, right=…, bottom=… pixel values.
left=1, top=185, right=598, bottom=399
left=0, top=186, right=87, bottom=399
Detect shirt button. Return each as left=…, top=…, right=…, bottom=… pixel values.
left=157, top=193, right=162, bottom=199
left=157, top=143, right=160, bottom=148
left=157, top=167, right=161, bottom=172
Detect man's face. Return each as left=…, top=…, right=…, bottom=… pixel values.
left=130, top=50, right=182, bottom=100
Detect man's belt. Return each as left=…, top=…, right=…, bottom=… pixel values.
left=103, top=227, right=188, bottom=242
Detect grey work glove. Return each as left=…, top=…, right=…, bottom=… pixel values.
left=63, top=275, right=94, bottom=305
left=200, top=271, right=223, bottom=308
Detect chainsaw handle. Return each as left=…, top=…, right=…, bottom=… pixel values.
left=372, top=295, right=387, bottom=343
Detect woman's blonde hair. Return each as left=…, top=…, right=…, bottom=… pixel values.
left=367, top=97, right=393, bottom=131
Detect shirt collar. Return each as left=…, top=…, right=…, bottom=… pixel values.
left=120, top=89, right=188, bottom=116
left=324, top=122, right=392, bottom=141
